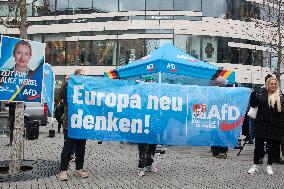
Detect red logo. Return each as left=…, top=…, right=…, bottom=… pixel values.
left=28, top=94, right=41, bottom=101
left=220, top=116, right=245, bottom=131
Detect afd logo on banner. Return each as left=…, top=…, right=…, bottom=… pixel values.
left=68, top=76, right=251, bottom=147
left=191, top=104, right=244, bottom=131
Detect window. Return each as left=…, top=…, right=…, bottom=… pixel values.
left=146, top=0, right=173, bottom=11
left=69, top=0, right=92, bottom=9
left=45, top=41, right=66, bottom=66
left=174, top=35, right=201, bottom=59
left=217, top=37, right=229, bottom=63
left=118, top=40, right=145, bottom=66
left=229, top=47, right=240, bottom=64
left=66, top=41, right=91, bottom=66
left=91, top=41, right=117, bottom=66
left=202, top=0, right=227, bottom=18
left=202, top=36, right=218, bottom=62
left=174, top=0, right=201, bottom=11
left=145, top=39, right=173, bottom=54
left=120, top=0, right=145, bottom=11
left=93, top=0, right=118, bottom=12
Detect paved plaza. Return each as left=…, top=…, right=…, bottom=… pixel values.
left=1, top=122, right=284, bottom=189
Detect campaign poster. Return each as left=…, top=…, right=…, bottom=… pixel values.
left=0, top=36, right=45, bottom=102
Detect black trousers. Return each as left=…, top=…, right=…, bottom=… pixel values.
left=57, top=121, right=62, bottom=133
left=8, top=117, right=14, bottom=144
left=60, top=132, right=86, bottom=171
left=253, top=137, right=279, bottom=165
left=138, top=144, right=157, bottom=168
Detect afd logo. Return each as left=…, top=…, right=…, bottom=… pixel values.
left=146, top=64, right=155, bottom=72
left=44, top=70, right=50, bottom=77
left=167, top=63, right=177, bottom=72
left=192, top=104, right=244, bottom=131
left=177, top=54, right=199, bottom=63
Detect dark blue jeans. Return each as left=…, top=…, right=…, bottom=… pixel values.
left=60, top=132, right=86, bottom=171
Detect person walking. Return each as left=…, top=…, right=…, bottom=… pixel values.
left=58, top=68, right=88, bottom=181
left=248, top=76, right=284, bottom=175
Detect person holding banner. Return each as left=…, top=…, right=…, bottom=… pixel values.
left=248, top=77, right=284, bottom=175
left=137, top=76, right=159, bottom=177
left=58, top=68, right=88, bottom=181
left=210, top=76, right=229, bottom=159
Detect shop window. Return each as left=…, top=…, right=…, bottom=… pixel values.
left=240, top=48, right=252, bottom=65
left=118, top=40, right=145, bottom=66
left=217, top=37, right=229, bottom=63
left=202, top=36, right=218, bottom=62
left=145, top=39, right=173, bottom=54
left=252, top=50, right=263, bottom=66
left=174, top=35, right=201, bottom=59
left=90, top=41, right=117, bottom=66
left=66, top=41, right=91, bottom=66
left=45, top=41, right=66, bottom=66
left=229, top=47, right=240, bottom=64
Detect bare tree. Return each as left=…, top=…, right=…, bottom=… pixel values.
left=246, top=0, right=284, bottom=82
left=0, top=0, right=50, bottom=174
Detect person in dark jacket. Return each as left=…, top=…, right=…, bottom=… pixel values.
left=58, top=68, right=88, bottom=181
left=55, top=100, right=64, bottom=133
left=5, top=102, right=16, bottom=146
left=248, top=76, right=284, bottom=175
left=137, top=76, right=159, bottom=177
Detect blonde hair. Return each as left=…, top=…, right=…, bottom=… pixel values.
left=266, top=77, right=281, bottom=112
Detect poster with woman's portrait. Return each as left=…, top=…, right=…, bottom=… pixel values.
left=0, top=36, right=45, bottom=102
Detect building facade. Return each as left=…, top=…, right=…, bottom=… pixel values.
left=1, top=0, right=283, bottom=89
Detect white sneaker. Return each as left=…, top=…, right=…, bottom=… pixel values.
left=266, top=165, right=273, bottom=175
left=146, top=165, right=158, bottom=173
left=248, top=164, right=258, bottom=174
left=138, top=168, right=145, bottom=177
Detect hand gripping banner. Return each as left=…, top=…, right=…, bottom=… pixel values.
left=68, top=76, right=251, bottom=147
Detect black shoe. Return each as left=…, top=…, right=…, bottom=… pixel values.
left=5, top=143, right=12, bottom=146
left=234, top=146, right=242, bottom=149
left=98, top=141, right=102, bottom=144
left=156, top=150, right=165, bottom=154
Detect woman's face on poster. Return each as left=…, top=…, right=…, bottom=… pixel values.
left=14, top=44, right=32, bottom=69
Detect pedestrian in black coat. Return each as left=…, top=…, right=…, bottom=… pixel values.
left=248, top=77, right=284, bottom=175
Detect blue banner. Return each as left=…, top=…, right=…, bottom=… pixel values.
left=43, top=63, right=55, bottom=117
left=0, top=36, right=45, bottom=102
left=68, top=76, right=251, bottom=147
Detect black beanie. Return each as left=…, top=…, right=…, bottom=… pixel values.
left=265, top=74, right=272, bottom=83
